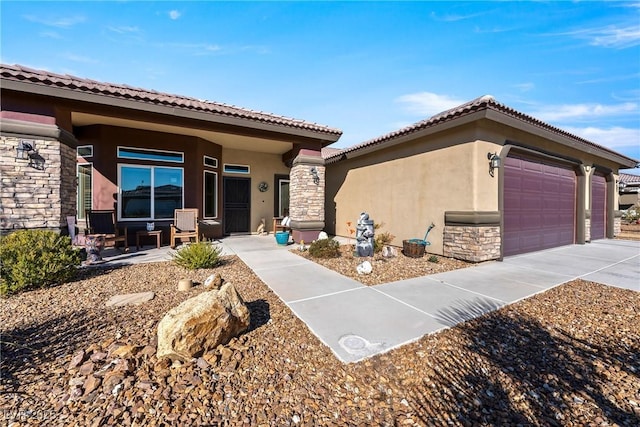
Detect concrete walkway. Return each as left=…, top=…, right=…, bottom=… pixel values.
left=102, top=236, right=639, bottom=363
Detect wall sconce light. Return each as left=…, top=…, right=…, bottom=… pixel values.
left=617, top=180, right=627, bottom=191
left=16, top=140, right=35, bottom=160
left=487, top=152, right=501, bottom=177
left=310, top=166, right=320, bottom=185
left=16, top=140, right=45, bottom=170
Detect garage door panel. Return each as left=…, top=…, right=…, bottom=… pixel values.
left=504, top=155, right=576, bottom=256
left=591, top=174, right=606, bottom=240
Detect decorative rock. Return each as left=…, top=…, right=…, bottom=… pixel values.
left=178, top=279, right=193, bottom=292
left=317, top=231, right=329, bottom=240
left=357, top=261, right=373, bottom=275
left=382, top=246, right=397, bottom=258
left=83, top=375, right=101, bottom=395
left=204, top=273, right=223, bottom=290
left=68, top=350, right=86, bottom=370
left=156, top=282, right=250, bottom=361
left=106, top=292, right=155, bottom=307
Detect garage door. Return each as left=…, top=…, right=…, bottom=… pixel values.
left=504, top=154, right=577, bottom=256
left=591, top=173, right=607, bottom=240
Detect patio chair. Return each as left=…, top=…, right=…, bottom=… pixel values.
left=170, top=208, right=200, bottom=248
left=86, top=209, right=129, bottom=252
left=272, top=216, right=292, bottom=234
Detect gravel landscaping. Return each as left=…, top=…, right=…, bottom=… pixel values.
left=2, top=252, right=639, bottom=426
left=293, top=244, right=473, bottom=286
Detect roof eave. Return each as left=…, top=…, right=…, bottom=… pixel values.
left=1, top=78, right=342, bottom=143
left=325, top=110, right=487, bottom=164
left=485, top=108, right=638, bottom=168
left=327, top=104, right=638, bottom=168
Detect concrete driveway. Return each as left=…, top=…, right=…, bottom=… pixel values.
left=103, top=236, right=639, bottom=363
left=223, top=237, right=639, bottom=363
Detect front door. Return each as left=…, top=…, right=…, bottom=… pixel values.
left=223, top=177, right=250, bottom=234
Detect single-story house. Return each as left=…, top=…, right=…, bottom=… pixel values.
left=324, top=95, right=639, bottom=261
left=619, top=173, right=640, bottom=211
left=2, top=65, right=638, bottom=262
left=0, top=64, right=341, bottom=243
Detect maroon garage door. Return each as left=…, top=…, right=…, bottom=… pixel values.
left=591, top=173, right=607, bottom=240
left=504, top=155, right=577, bottom=256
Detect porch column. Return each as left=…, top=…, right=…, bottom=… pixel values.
left=0, top=118, right=78, bottom=234
left=289, top=149, right=325, bottom=243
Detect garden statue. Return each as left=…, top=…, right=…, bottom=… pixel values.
left=84, top=234, right=105, bottom=264
left=355, top=212, right=374, bottom=257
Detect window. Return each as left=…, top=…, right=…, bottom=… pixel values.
left=119, top=165, right=183, bottom=220
left=204, top=156, right=218, bottom=168
left=223, top=163, right=250, bottom=174
left=204, top=171, right=218, bottom=218
left=276, top=176, right=290, bottom=217
left=77, top=145, right=93, bottom=157
left=117, top=146, right=184, bottom=163
left=77, top=163, right=92, bottom=220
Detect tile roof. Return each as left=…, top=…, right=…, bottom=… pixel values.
left=324, top=95, right=638, bottom=166
left=0, top=63, right=342, bottom=137
left=620, top=173, right=640, bottom=184
left=321, top=147, right=343, bottom=159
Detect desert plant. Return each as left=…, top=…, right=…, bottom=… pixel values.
left=0, top=229, right=81, bottom=296
left=428, top=255, right=439, bottom=263
left=308, top=238, right=341, bottom=258
left=172, top=241, right=222, bottom=270
left=374, top=231, right=396, bottom=253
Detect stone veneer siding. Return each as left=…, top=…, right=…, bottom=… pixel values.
left=613, top=215, right=621, bottom=237
left=288, top=152, right=325, bottom=242
left=1, top=131, right=77, bottom=234
left=584, top=217, right=591, bottom=242
left=289, top=163, right=325, bottom=222
left=443, top=225, right=501, bottom=262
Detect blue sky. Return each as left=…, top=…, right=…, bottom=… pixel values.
left=2, top=1, right=639, bottom=172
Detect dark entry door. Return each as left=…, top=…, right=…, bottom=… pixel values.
left=503, top=154, right=576, bottom=256
left=591, top=173, right=607, bottom=240
left=223, top=177, right=250, bottom=234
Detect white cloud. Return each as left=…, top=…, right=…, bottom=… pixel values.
left=529, top=102, right=638, bottom=122
left=513, top=82, right=535, bottom=92
left=107, top=26, right=141, bottom=35
left=23, top=14, right=86, bottom=28
left=169, top=10, right=181, bottom=20
left=40, top=31, right=63, bottom=39
left=430, top=11, right=488, bottom=23
left=563, top=126, right=640, bottom=150
left=61, top=53, right=99, bottom=64
left=395, top=92, right=467, bottom=116
left=560, top=25, right=640, bottom=49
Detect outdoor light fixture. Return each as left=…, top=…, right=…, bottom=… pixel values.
left=487, top=152, right=501, bottom=177
left=16, top=140, right=35, bottom=160
left=310, top=166, right=320, bottom=185
left=15, top=140, right=45, bottom=170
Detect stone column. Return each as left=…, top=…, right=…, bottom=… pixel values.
left=1, top=119, right=78, bottom=234
left=443, top=211, right=501, bottom=262
left=289, top=149, right=325, bottom=243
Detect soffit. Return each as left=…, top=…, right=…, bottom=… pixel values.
left=72, top=112, right=292, bottom=155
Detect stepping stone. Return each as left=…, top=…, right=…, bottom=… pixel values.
left=106, top=292, right=155, bottom=307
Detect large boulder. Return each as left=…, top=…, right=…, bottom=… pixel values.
left=157, top=282, right=250, bottom=361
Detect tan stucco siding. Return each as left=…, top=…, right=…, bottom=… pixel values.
left=222, top=148, right=290, bottom=233
left=327, top=137, right=501, bottom=255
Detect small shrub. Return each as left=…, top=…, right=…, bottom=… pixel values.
left=308, top=238, right=340, bottom=258
left=374, top=231, right=395, bottom=253
left=172, top=242, right=222, bottom=270
left=0, top=229, right=81, bottom=296
left=428, top=255, right=439, bottom=263
left=623, top=205, right=640, bottom=223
